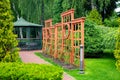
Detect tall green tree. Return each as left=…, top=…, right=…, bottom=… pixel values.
left=44, top=0, right=54, bottom=20
left=87, top=9, right=102, bottom=25
left=91, top=0, right=118, bottom=21
left=0, top=0, right=19, bottom=62
left=40, top=0, right=44, bottom=25
left=10, top=0, right=21, bottom=21
left=10, top=0, right=118, bottom=24
left=62, top=0, right=71, bottom=11
left=53, top=0, right=63, bottom=24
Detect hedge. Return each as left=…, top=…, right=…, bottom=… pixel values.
left=0, top=63, right=63, bottom=80
left=97, top=26, right=118, bottom=56
left=84, top=20, right=103, bottom=57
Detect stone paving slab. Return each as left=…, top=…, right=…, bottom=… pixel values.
left=19, top=50, right=76, bottom=80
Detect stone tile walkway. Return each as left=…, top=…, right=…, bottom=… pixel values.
left=19, top=50, right=76, bottom=80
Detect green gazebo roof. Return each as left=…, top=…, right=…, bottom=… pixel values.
left=14, top=17, right=42, bottom=27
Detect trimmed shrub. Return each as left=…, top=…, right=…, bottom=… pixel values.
left=97, top=26, right=118, bottom=56
left=0, top=63, right=63, bottom=80
left=0, top=0, right=19, bottom=62
left=87, top=9, right=102, bottom=25
left=84, top=20, right=103, bottom=57
left=114, top=28, right=120, bottom=71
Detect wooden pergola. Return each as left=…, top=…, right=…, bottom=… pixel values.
left=14, top=17, right=43, bottom=50
left=42, top=9, right=85, bottom=66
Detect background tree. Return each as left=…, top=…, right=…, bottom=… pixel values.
left=10, top=0, right=21, bottom=20
left=91, top=0, right=118, bottom=21
left=10, top=0, right=118, bottom=24
left=40, top=0, right=44, bottom=25
left=53, top=0, right=63, bottom=24
left=0, top=0, right=19, bottom=62
left=87, top=9, right=102, bottom=25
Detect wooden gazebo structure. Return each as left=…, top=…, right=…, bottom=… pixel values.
left=42, top=9, right=85, bottom=66
left=14, top=17, right=43, bottom=50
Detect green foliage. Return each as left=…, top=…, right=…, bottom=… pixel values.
left=91, top=0, right=118, bottom=20
left=104, top=17, right=120, bottom=27
left=87, top=9, right=102, bottom=25
left=10, top=0, right=118, bottom=24
left=10, top=0, right=21, bottom=21
left=0, top=0, right=19, bottom=62
left=62, top=0, right=71, bottom=11
left=103, top=49, right=114, bottom=57
left=84, top=22, right=118, bottom=58
left=53, top=0, right=63, bottom=24
left=91, top=25, right=118, bottom=57
left=0, top=62, right=63, bottom=80
left=114, top=27, right=120, bottom=71
left=98, top=26, right=117, bottom=50
left=84, top=20, right=102, bottom=57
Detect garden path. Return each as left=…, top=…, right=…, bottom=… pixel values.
left=19, top=50, right=76, bottom=80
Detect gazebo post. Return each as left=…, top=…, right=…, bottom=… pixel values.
left=20, top=27, right=23, bottom=39
left=26, top=27, right=30, bottom=38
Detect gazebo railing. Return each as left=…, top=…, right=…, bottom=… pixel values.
left=17, top=38, right=42, bottom=50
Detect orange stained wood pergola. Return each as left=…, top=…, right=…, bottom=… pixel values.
left=42, top=9, right=85, bottom=66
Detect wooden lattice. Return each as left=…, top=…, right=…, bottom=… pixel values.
left=42, top=9, right=85, bottom=66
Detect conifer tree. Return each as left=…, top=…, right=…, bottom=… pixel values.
left=0, top=0, right=19, bottom=62
left=53, top=0, right=63, bottom=24
left=87, top=9, right=102, bottom=25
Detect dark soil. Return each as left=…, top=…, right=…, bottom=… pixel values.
left=41, top=53, right=78, bottom=69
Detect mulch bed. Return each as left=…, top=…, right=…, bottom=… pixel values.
left=41, top=53, right=78, bottom=69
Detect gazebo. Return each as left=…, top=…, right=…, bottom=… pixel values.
left=14, top=17, right=43, bottom=50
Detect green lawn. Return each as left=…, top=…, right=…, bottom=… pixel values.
left=35, top=53, right=120, bottom=80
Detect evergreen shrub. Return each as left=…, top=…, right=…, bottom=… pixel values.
left=84, top=20, right=103, bottom=57
left=0, top=0, right=19, bottom=62
left=97, top=26, right=118, bottom=56
left=0, top=63, right=63, bottom=80
left=114, top=28, right=120, bottom=71
left=87, top=9, right=102, bottom=25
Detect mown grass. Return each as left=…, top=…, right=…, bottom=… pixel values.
left=35, top=52, right=120, bottom=80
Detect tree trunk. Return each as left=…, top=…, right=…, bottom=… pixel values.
left=20, top=27, right=23, bottom=39
left=12, top=2, right=19, bottom=20
left=102, top=0, right=106, bottom=21
left=91, top=0, right=96, bottom=10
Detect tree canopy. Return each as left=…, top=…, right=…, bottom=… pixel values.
left=10, top=0, right=118, bottom=24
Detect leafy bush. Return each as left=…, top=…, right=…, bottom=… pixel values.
left=0, top=63, right=63, bottom=80
left=103, top=49, right=114, bottom=57
left=97, top=26, right=118, bottom=55
left=0, top=0, right=19, bottom=62
left=104, top=17, right=120, bottom=27
left=87, top=9, right=102, bottom=25
left=84, top=20, right=103, bottom=57
left=114, top=28, right=120, bottom=71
